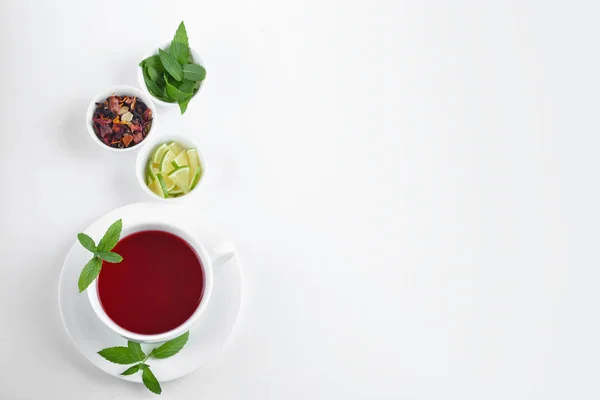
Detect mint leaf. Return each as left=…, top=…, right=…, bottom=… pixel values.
left=128, top=341, right=145, bottom=361
left=159, top=49, right=183, bottom=81
left=77, top=233, right=96, bottom=253
left=120, top=361, right=149, bottom=376
left=121, top=364, right=142, bottom=375
left=140, top=55, right=166, bottom=73
left=171, top=21, right=190, bottom=64
left=182, top=64, right=206, bottom=82
left=178, top=98, right=191, bottom=114
left=173, top=21, right=189, bottom=46
left=147, top=66, right=161, bottom=82
left=143, top=68, right=172, bottom=102
left=178, top=79, right=196, bottom=94
left=96, top=251, right=123, bottom=263
left=78, top=257, right=102, bottom=293
left=170, top=41, right=190, bottom=65
left=165, top=75, right=193, bottom=101
left=142, top=367, right=162, bottom=394
left=97, top=219, right=122, bottom=252
left=151, top=331, right=189, bottom=359
left=98, top=346, right=139, bottom=364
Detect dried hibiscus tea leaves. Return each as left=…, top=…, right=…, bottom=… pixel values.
left=92, top=94, right=153, bottom=149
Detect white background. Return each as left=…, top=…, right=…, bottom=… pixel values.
left=0, top=1, right=598, bottom=399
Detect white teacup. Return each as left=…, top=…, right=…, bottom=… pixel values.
left=87, top=220, right=234, bottom=343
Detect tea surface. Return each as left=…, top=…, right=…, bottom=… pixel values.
left=98, top=230, right=204, bottom=334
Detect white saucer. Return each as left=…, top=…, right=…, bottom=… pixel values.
left=58, top=202, right=243, bottom=383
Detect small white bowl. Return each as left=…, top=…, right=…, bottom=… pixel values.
left=86, top=85, right=157, bottom=152
left=137, top=42, right=206, bottom=108
left=135, top=134, right=207, bottom=202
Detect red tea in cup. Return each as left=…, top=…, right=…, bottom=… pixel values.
left=97, top=230, right=205, bottom=334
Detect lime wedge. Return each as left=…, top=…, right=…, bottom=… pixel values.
left=155, top=173, right=169, bottom=198
left=163, top=172, right=177, bottom=189
left=168, top=141, right=185, bottom=156
left=186, top=149, right=201, bottom=186
left=160, top=149, right=176, bottom=175
left=169, top=188, right=184, bottom=196
left=173, top=151, right=189, bottom=168
left=168, top=166, right=190, bottom=193
left=165, top=179, right=178, bottom=192
left=152, top=143, right=169, bottom=165
left=189, top=167, right=202, bottom=190
left=147, top=159, right=156, bottom=181
left=158, top=160, right=176, bottom=189
left=186, top=149, right=199, bottom=169
left=148, top=178, right=163, bottom=197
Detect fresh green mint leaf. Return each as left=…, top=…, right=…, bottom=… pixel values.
left=121, top=364, right=142, bottom=376
left=170, top=41, right=190, bottom=65
left=147, top=66, right=161, bottom=82
left=77, top=233, right=96, bottom=253
left=159, top=49, right=183, bottom=81
left=150, top=331, right=189, bottom=359
left=98, top=346, right=139, bottom=365
left=173, top=21, right=189, bottom=46
left=128, top=341, right=145, bottom=361
left=182, top=64, right=206, bottom=82
left=171, top=21, right=190, bottom=64
left=165, top=75, right=193, bottom=102
left=97, top=219, right=122, bottom=252
left=178, top=79, right=196, bottom=93
left=78, top=257, right=102, bottom=293
left=178, top=97, right=191, bottom=114
left=143, top=68, right=172, bottom=102
left=141, top=55, right=166, bottom=73
left=120, top=362, right=150, bottom=376
left=142, top=367, right=162, bottom=394
left=97, top=251, right=123, bottom=263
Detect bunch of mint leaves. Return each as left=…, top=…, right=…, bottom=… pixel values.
left=99, top=331, right=190, bottom=395
left=77, top=219, right=123, bottom=292
left=139, top=21, right=206, bottom=114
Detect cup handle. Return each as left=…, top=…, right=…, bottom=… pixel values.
left=207, top=238, right=236, bottom=268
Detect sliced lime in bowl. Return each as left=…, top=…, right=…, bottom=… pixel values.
left=140, top=139, right=204, bottom=200
left=168, top=166, right=190, bottom=194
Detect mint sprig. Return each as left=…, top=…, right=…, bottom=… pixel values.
left=139, top=21, right=206, bottom=114
left=77, top=219, right=123, bottom=293
left=98, top=331, right=190, bottom=395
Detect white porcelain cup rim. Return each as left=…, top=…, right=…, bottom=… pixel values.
left=86, top=220, right=231, bottom=343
